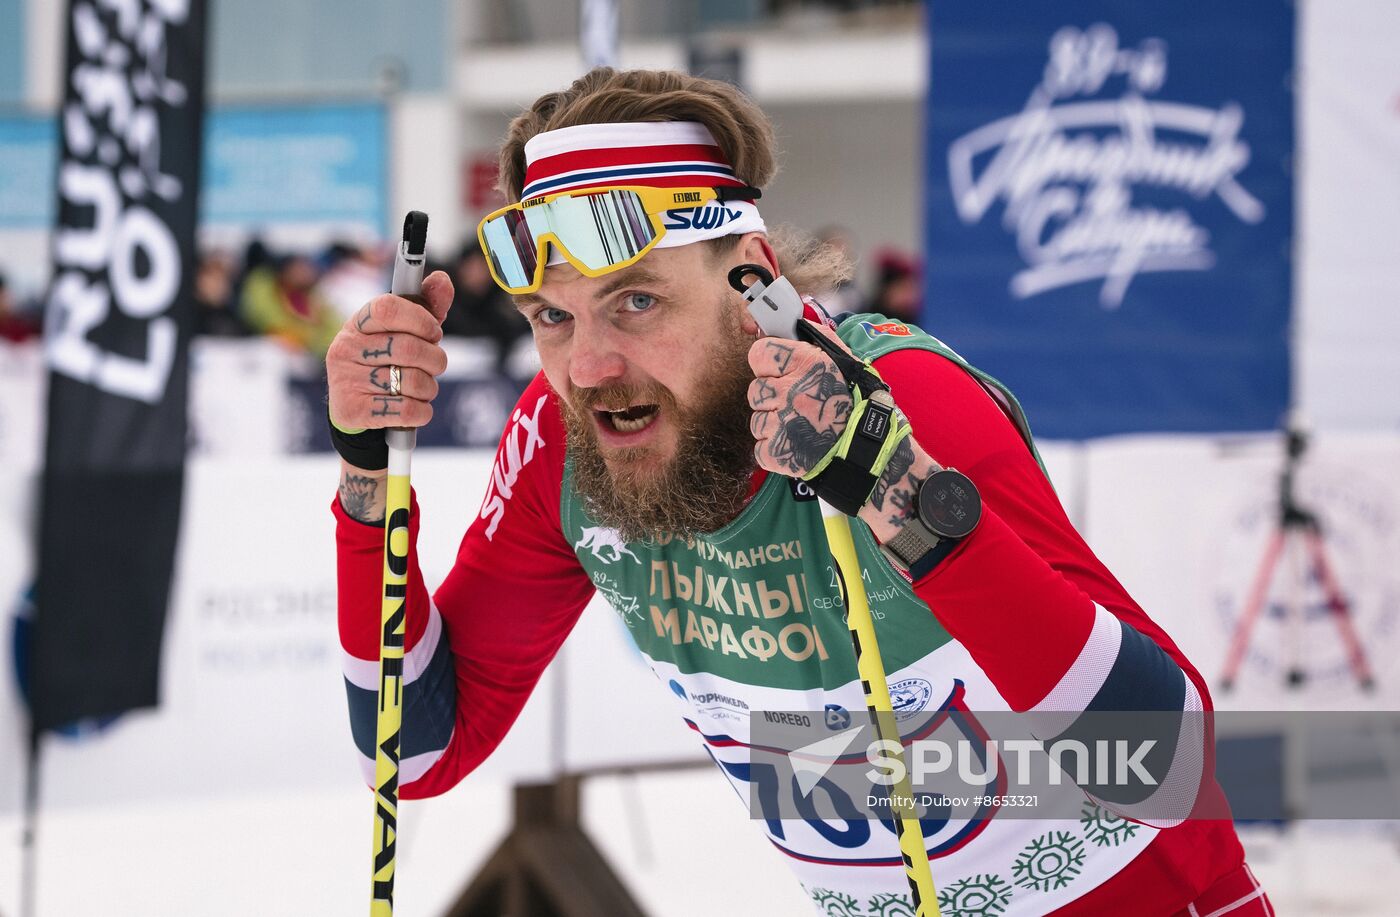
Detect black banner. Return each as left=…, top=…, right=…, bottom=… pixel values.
left=33, top=0, right=207, bottom=732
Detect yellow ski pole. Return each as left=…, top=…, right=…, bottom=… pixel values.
left=734, top=263, right=940, bottom=917
left=372, top=210, right=430, bottom=917
left=823, top=503, right=941, bottom=917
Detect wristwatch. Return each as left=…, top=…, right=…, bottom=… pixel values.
left=879, top=468, right=982, bottom=579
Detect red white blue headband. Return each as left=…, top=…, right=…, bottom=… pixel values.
left=522, top=121, right=767, bottom=262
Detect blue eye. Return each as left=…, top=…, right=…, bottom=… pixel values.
left=537, top=307, right=570, bottom=326
left=623, top=292, right=657, bottom=312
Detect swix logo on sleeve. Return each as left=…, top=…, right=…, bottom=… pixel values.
left=663, top=204, right=741, bottom=230
left=479, top=394, right=549, bottom=540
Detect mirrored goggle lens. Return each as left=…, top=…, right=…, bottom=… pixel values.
left=480, top=207, right=538, bottom=291
left=537, top=188, right=659, bottom=271
left=482, top=189, right=661, bottom=290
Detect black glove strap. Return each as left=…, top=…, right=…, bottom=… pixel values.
left=810, top=459, right=877, bottom=516
left=807, top=396, right=897, bottom=515
left=328, top=410, right=388, bottom=471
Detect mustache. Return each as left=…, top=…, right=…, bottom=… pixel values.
left=568, top=381, right=676, bottom=414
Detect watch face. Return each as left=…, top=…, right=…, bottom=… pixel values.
left=918, top=469, right=982, bottom=539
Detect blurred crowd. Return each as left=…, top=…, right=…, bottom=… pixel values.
left=0, top=228, right=921, bottom=362
left=190, top=238, right=532, bottom=373
left=0, top=271, right=42, bottom=344
left=812, top=225, right=923, bottom=323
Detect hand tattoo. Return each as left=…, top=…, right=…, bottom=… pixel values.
left=339, top=473, right=382, bottom=524
left=355, top=303, right=373, bottom=333
left=883, top=459, right=934, bottom=531
left=763, top=341, right=795, bottom=374
left=869, top=436, right=915, bottom=511
left=767, top=414, right=840, bottom=475
left=753, top=378, right=778, bottom=407
left=368, top=366, right=394, bottom=392
left=362, top=336, right=393, bottom=360
left=789, top=364, right=852, bottom=423
left=370, top=395, right=403, bottom=417
left=766, top=364, right=852, bottom=475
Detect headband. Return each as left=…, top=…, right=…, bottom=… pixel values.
left=522, top=121, right=766, bottom=264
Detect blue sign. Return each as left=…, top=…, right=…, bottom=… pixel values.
left=925, top=2, right=1294, bottom=437
left=0, top=102, right=387, bottom=234
left=202, top=102, right=386, bottom=230
left=0, top=116, right=57, bottom=227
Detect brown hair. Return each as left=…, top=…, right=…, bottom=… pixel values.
left=497, top=67, right=852, bottom=295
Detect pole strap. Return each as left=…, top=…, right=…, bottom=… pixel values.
left=797, top=325, right=913, bottom=516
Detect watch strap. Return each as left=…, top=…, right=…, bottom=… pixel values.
left=908, top=535, right=961, bottom=580
left=880, top=520, right=963, bottom=580
left=880, top=468, right=981, bottom=579
left=882, top=521, right=937, bottom=569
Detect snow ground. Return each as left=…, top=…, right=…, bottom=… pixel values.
left=0, top=772, right=1396, bottom=915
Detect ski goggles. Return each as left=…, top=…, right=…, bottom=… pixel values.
left=477, top=184, right=762, bottom=294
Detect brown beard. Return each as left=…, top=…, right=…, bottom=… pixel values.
left=562, top=318, right=757, bottom=543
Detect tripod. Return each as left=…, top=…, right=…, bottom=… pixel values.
left=1220, top=427, right=1375, bottom=693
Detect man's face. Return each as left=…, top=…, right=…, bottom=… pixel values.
left=515, top=236, right=773, bottom=541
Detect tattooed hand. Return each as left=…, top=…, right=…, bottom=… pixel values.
left=746, top=320, right=943, bottom=543
left=325, top=270, right=454, bottom=432
left=746, top=324, right=854, bottom=478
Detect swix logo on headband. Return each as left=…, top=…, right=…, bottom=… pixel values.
left=663, top=205, right=742, bottom=231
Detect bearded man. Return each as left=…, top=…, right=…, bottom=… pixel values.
left=326, top=68, right=1271, bottom=916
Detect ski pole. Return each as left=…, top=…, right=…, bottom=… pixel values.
left=822, top=504, right=941, bottom=917
left=372, top=210, right=429, bottom=917
left=734, top=265, right=941, bottom=917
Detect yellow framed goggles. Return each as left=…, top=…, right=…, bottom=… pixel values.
left=476, top=184, right=761, bottom=294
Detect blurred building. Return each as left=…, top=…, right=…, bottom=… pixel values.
left=0, top=0, right=925, bottom=295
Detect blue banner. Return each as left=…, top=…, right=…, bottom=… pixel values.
left=202, top=102, right=386, bottom=231
left=0, top=102, right=385, bottom=234
left=0, top=116, right=57, bottom=227
left=925, top=2, right=1294, bottom=437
